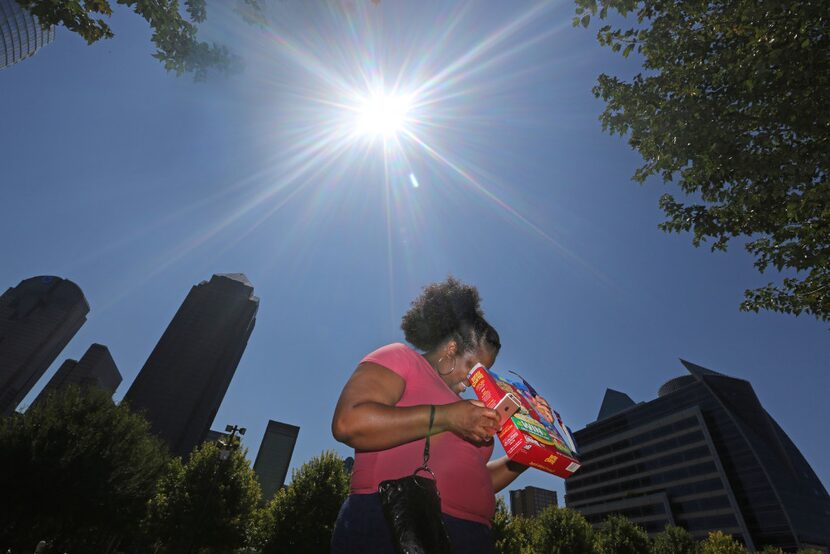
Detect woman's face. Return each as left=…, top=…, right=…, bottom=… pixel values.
left=445, top=344, right=497, bottom=394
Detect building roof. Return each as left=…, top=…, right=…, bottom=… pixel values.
left=10, top=276, right=89, bottom=312
left=658, top=375, right=696, bottom=398
left=680, top=358, right=728, bottom=379
left=216, top=273, right=253, bottom=287
left=596, top=388, right=637, bottom=422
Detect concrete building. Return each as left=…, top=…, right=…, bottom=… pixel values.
left=123, top=274, right=258, bottom=458
left=565, top=360, right=830, bottom=552
left=0, top=0, right=55, bottom=69
left=0, top=276, right=88, bottom=416
left=509, top=486, right=558, bottom=518
left=253, top=420, right=300, bottom=500
left=33, top=343, right=121, bottom=405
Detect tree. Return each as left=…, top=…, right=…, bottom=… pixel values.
left=511, top=516, right=545, bottom=554
left=535, top=506, right=597, bottom=554
left=651, top=525, right=698, bottom=554
left=0, top=386, right=167, bottom=553
left=755, top=545, right=823, bottom=554
left=493, top=497, right=519, bottom=554
left=15, top=0, right=247, bottom=79
left=699, top=531, right=748, bottom=554
left=492, top=497, right=539, bottom=554
left=594, top=514, right=651, bottom=554
left=143, top=441, right=263, bottom=553
left=15, top=1, right=381, bottom=79
left=574, top=0, right=830, bottom=321
left=259, top=450, right=351, bottom=554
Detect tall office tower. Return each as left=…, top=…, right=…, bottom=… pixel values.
left=0, top=0, right=55, bottom=70
left=252, top=420, right=300, bottom=501
left=509, top=486, right=558, bottom=517
left=0, top=276, right=89, bottom=416
left=343, top=456, right=354, bottom=474
left=203, top=429, right=231, bottom=445
left=565, top=360, right=830, bottom=551
left=124, top=274, right=258, bottom=458
left=33, top=343, right=122, bottom=406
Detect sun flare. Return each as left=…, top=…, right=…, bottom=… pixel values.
left=353, top=91, right=413, bottom=138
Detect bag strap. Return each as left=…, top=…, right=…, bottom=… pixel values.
left=413, top=405, right=436, bottom=479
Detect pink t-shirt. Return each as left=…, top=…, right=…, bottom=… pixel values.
left=349, top=342, right=496, bottom=526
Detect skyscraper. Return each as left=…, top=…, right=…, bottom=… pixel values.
left=0, top=276, right=89, bottom=416
left=509, top=486, right=558, bottom=517
left=565, top=360, right=830, bottom=551
left=253, top=420, right=300, bottom=501
left=0, top=0, right=55, bottom=70
left=124, top=273, right=258, bottom=457
left=203, top=429, right=230, bottom=445
left=33, top=343, right=122, bottom=406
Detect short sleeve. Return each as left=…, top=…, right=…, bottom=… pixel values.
left=361, top=342, right=416, bottom=381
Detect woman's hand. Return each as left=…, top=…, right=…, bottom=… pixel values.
left=437, top=400, right=500, bottom=444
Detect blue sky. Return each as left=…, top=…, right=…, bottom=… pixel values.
left=1, top=0, right=827, bottom=505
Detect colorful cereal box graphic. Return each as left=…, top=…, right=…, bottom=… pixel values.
left=467, top=364, right=581, bottom=478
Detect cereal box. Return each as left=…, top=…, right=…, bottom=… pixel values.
left=467, top=364, right=581, bottom=478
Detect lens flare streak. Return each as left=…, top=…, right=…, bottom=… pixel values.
left=96, top=0, right=619, bottom=309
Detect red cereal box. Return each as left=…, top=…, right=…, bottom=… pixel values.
left=467, top=364, right=581, bottom=478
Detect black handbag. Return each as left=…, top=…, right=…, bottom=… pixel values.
left=378, top=405, right=452, bottom=554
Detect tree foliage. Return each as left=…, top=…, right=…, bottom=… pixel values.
left=492, top=497, right=540, bottom=554
left=15, top=1, right=380, bottom=78
left=759, top=546, right=824, bottom=554
left=651, top=524, right=698, bottom=554
left=259, top=450, right=351, bottom=554
left=14, top=0, right=257, bottom=79
left=535, top=506, right=597, bottom=554
left=594, top=514, right=651, bottom=554
left=0, top=386, right=167, bottom=553
left=493, top=497, right=519, bottom=554
left=699, top=531, right=748, bottom=554
left=143, top=441, right=263, bottom=553
left=574, top=0, right=830, bottom=321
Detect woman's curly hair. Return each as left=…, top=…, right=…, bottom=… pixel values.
left=401, top=276, right=501, bottom=355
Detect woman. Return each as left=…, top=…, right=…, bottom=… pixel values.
left=331, top=277, right=527, bottom=553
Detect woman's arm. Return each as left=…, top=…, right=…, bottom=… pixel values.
left=331, top=362, right=500, bottom=451
left=487, top=455, right=528, bottom=492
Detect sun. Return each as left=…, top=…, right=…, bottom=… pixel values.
left=353, top=90, right=413, bottom=139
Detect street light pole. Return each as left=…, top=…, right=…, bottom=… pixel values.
left=218, top=424, right=246, bottom=459
left=185, top=423, right=247, bottom=554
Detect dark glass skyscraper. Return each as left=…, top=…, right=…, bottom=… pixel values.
left=0, top=276, right=89, bottom=416
left=565, top=361, right=830, bottom=551
left=253, top=420, right=300, bottom=501
left=124, top=274, right=258, bottom=458
left=0, top=0, right=55, bottom=69
left=203, top=429, right=230, bottom=444
left=33, top=343, right=122, bottom=406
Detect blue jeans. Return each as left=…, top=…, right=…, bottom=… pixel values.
left=331, top=493, right=494, bottom=554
